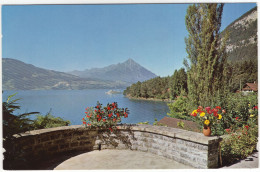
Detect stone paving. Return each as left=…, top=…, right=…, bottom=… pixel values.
left=54, top=149, right=194, bottom=170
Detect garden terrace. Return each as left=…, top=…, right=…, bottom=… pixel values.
left=9, top=124, right=222, bottom=169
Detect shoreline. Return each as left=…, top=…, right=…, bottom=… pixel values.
left=124, top=95, right=174, bottom=103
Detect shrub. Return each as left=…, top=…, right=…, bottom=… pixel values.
left=220, top=124, right=258, bottom=166
left=82, top=101, right=129, bottom=132
left=32, top=111, right=70, bottom=129
left=167, top=96, right=192, bottom=120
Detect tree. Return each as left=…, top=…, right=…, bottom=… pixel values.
left=184, top=4, right=228, bottom=108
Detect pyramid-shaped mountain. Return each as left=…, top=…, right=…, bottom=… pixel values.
left=69, top=58, right=157, bottom=84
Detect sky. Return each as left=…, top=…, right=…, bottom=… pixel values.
left=2, top=3, right=257, bottom=77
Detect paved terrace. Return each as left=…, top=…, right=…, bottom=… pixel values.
left=9, top=124, right=257, bottom=169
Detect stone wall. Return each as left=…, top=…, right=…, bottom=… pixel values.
left=10, top=124, right=222, bottom=169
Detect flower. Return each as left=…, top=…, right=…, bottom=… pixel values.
left=109, top=128, right=113, bottom=132
left=83, top=121, right=86, bottom=125
left=216, top=106, right=221, bottom=110
left=205, top=107, right=211, bottom=111
left=108, top=113, right=112, bottom=118
left=225, top=128, right=231, bottom=132
left=107, top=106, right=111, bottom=110
left=191, top=110, right=198, bottom=116
left=113, top=118, right=116, bottom=122
left=82, top=118, right=85, bottom=120
left=245, top=125, right=249, bottom=130
left=204, top=120, right=210, bottom=126
left=103, top=119, right=106, bottom=122
left=218, top=114, right=222, bottom=119
left=200, top=112, right=205, bottom=117
left=250, top=114, right=254, bottom=117
left=222, top=109, right=226, bottom=113
left=235, top=117, right=239, bottom=120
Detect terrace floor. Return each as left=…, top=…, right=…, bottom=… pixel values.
left=54, top=149, right=194, bottom=170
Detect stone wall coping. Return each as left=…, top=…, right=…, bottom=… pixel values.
left=14, top=124, right=221, bottom=145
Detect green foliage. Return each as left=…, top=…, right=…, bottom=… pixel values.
left=167, top=96, right=191, bottom=120
left=169, top=68, right=188, bottom=99
left=184, top=4, right=228, bottom=108
left=32, top=111, right=71, bottom=129
left=124, top=68, right=187, bottom=100
left=223, top=93, right=258, bottom=131
left=2, top=93, right=39, bottom=139
left=177, top=121, right=185, bottom=128
left=220, top=125, right=258, bottom=166
left=225, top=60, right=258, bottom=92
left=83, top=102, right=129, bottom=131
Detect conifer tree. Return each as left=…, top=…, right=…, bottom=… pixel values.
left=184, top=4, right=228, bottom=108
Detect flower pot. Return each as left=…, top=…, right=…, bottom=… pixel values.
left=203, top=126, right=211, bottom=136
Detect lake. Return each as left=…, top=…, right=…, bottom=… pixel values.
left=2, top=89, right=170, bottom=125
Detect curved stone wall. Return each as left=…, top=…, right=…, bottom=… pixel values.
left=11, top=124, right=222, bottom=169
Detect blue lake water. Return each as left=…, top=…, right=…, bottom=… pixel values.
left=2, top=89, right=170, bottom=125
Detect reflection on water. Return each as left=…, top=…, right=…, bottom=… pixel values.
left=2, top=90, right=170, bottom=125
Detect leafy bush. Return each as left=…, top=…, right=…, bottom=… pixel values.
left=167, top=96, right=192, bottom=120
left=220, top=124, right=258, bottom=166
left=223, top=93, right=258, bottom=131
left=32, top=111, right=70, bottom=129
left=82, top=101, right=129, bottom=132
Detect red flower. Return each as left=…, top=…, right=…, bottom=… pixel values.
left=112, top=102, right=115, bottom=106
left=205, top=107, right=211, bottom=111
left=109, top=128, right=113, bottom=132
left=108, top=113, right=112, bottom=118
left=225, top=129, right=231, bottom=133
left=213, top=112, right=218, bottom=117
left=216, top=106, right=221, bottom=110
left=95, top=110, right=97, bottom=112
left=88, top=123, right=91, bottom=126
left=238, top=136, right=241, bottom=139
left=116, top=113, right=120, bottom=117
left=83, top=121, right=86, bottom=125
left=245, top=125, right=249, bottom=130
left=222, top=109, right=226, bottom=114
left=103, top=119, right=106, bottom=122
left=107, top=106, right=111, bottom=110
left=207, top=110, right=213, bottom=114
left=253, top=106, right=258, bottom=110
left=124, top=113, right=128, bottom=118
left=82, top=118, right=85, bottom=120
left=87, top=115, right=90, bottom=118
left=212, top=108, right=218, bottom=113
left=96, top=105, right=99, bottom=109
left=197, top=109, right=202, bottom=113
left=85, top=112, right=88, bottom=114
left=235, top=117, right=239, bottom=120
left=113, top=118, right=116, bottom=122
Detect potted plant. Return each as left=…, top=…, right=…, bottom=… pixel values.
left=191, top=106, right=225, bottom=136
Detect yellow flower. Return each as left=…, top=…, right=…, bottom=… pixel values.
left=248, top=104, right=251, bottom=107
left=218, top=114, right=222, bottom=119
left=204, top=120, right=210, bottom=125
left=250, top=114, right=254, bottom=117
left=192, top=110, right=198, bottom=114
left=200, top=112, right=205, bottom=117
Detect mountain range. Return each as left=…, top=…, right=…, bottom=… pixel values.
left=69, top=58, right=157, bottom=84
left=2, top=58, right=156, bottom=90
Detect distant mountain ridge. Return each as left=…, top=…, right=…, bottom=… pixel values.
left=2, top=58, right=157, bottom=90
left=69, top=58, right=157, bottom=84
left=221, top=6, right=257, bottom=62
left=2, top=58, right=129, bottom=90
